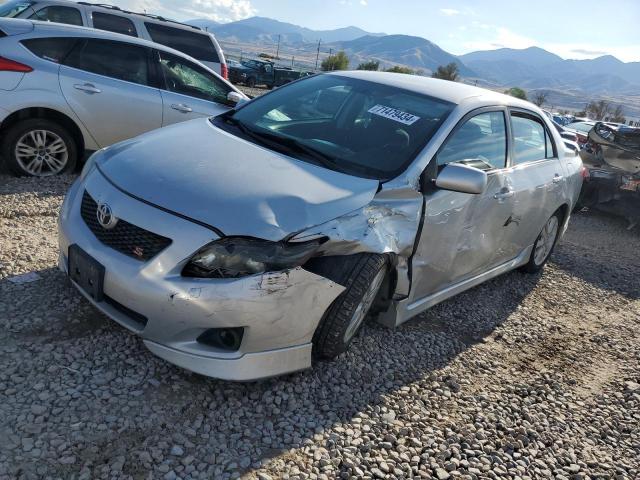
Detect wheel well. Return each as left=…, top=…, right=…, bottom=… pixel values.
left=555, top=203, right=570, bottom=225
left=0, top=108, right=85, bottom=155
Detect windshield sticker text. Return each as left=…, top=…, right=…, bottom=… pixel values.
left=368, top=105, right=421, bottom=125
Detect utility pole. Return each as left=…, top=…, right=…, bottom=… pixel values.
left=315, top=39, right=322, bottom=71
left=291, top=56, right=294, bottom=68
left=275, top=34, right=281, bottom=60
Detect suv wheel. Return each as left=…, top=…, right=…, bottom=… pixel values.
left=313, top=253, right=387, bottom=359
left=2, top=119, right=77, bottom=177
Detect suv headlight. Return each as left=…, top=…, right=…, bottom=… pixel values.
left=182, top=237, right=322, bottom=278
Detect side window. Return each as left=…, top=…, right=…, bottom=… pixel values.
left=21, top=37, right=78, bottom=63
left=158, top=51, right=230, bottom=104
left=64, top=39, right=150, bottom=86
left=92, top=12, right=137, bottom=37
left=261, top=85, right=351, bottom=124
left=29, top=6, right=82, bottom=26
left=437, top=111, right=507, bottom=170
left=145, top=23, right=219, bottom=63
left=511, top=113, right=553, bottom=164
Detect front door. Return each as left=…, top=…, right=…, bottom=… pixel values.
left=59, top=38, right=162, bottom=147
left=409, top=109, right=517, bottom=301
left=156, top=50, right=232, bottom=127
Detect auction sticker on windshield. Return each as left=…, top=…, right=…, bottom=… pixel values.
left=368, top=105, right=421, bottom=125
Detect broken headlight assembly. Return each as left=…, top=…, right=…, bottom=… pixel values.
left=182, top=237, right=322, bottom=278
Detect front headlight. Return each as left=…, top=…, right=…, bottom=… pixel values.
left=182, top=237, right=322, bottom=278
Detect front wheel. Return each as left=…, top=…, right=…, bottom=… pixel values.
left=312, top=254, right=387, bottom=359
left=2, top=119, right=77, bottom=177
left=520, top=211, right=562, bottom=273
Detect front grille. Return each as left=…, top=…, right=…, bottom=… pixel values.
left=80, top=190, right=172, bottom=261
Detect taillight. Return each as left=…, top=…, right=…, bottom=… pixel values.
left=221, top=63, right=228, bottom=80
left=0, top=56, right=33, bottom=73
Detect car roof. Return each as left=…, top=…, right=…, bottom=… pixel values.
left=329, top=70, right=536, bottom=108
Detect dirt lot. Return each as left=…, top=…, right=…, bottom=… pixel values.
left=0, top=173, right=638, bottom=480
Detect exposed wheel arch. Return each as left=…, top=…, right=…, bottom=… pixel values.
left=0, top=107, right=85, bottom=161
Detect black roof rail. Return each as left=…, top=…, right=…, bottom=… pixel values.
left=76, top=2, right=202, bottom=31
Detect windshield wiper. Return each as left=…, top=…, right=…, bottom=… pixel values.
left=223, top=117, right=345, bottom=173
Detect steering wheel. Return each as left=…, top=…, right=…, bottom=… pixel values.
left=383, top=128, right=410, bottom=151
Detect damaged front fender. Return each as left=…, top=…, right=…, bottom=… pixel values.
left=294, top=185, right=424, bottom=297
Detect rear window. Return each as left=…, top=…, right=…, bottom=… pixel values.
left=64, top=39, right=150, bottom=86
left=144, top=22, right=219, bottom=63
left=21, top=37, right=78, bottom=63
left=0, top=0, right=34, bottom=18
left=92, top=12, right=137, bottom=37
left=29, top=5, right=83, bottom=26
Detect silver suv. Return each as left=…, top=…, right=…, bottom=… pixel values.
left=0, top=19, right=246, bottom=176
left=0, top=0, right=228, bottom=77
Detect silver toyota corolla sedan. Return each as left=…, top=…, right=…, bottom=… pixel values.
left=58, top=72, right=583, bottom=381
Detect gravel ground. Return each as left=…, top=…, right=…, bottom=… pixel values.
left=0, top=172, right=638, bottom=480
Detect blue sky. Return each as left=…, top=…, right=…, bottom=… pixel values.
left=110, top=0, right=640, bottom=62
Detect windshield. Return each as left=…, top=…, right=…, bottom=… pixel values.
left=213, top=74, right=454, bottom=180
left=0, top=0, right=34, bottom=17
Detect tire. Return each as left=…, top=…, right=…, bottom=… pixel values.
left=246, top=77, right=256, bottom=88
left=519, top=211, right=562, bottom=273
left=312, top=253, right=387, bottom=359
left=2, top=118, right=77, bottom=177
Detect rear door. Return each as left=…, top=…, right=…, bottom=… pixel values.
left=500, top=109, right=567, bottom=258
left=155, top=50, right=232, bottom=126
left=58, top=38, right=162, bottom=147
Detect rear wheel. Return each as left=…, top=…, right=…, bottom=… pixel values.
left=520, top=211, right=562, bottom=273
left=312, top=254, right=387, bottom=359
left=2, top=119, right=77, bottom=177
left=246, top=77, right=256, bottom=88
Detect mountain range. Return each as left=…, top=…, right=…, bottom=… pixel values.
left=189, top=16, right=640, bottom=108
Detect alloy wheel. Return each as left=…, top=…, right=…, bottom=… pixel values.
left=533, top=215, right=559, bottom=266
left=14, top=129, right=69, bottom=176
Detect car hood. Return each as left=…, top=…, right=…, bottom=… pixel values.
left=97, top=119, right=380, bottom=241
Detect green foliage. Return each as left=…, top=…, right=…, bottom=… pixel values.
left=357, top=60, right=380, bottom=71
left=385, top=65, right=415, bottom=75
left=321, top=51, right=349, bottom=71
left=584, top=100, right=625, bottom=122
left=505, top=87, right=527, bottom=100
left=431, top=62, right=459, bottom=81
left=258, top=53, right=276, bottom=60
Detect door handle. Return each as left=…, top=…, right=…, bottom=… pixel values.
left=494, top=188, right=515, bottom=200
left=73, top=83, right=101, bottom=94
left=171, top=103, right=193, bottom=113
left=552, top=174, right=564, bottom=183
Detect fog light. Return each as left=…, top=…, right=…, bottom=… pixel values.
left=197, top=328, right=244, bottom=351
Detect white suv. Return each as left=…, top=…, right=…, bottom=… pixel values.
left=0, top=19, right=246, bottom=176
left=0, top=0, right=228, bottom=78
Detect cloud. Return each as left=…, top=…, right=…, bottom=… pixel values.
left=108, top=0, right=256, bottom=22
left=439, top=8, right=460, bottom=16
left=360, top=0, right=368, bottom=5
left=570, top=48, right=608, bottom=56
left=463, top=27, right=536, bottom=51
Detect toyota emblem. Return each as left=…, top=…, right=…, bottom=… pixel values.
left=96, top=202, right=118, bottom=230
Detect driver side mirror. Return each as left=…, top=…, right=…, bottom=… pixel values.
left=435, top=163, right=487, bottom=194
left=227, top=91, right=248, bottom=107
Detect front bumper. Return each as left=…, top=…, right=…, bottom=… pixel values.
left=58, top=170, right=344, bottom=380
